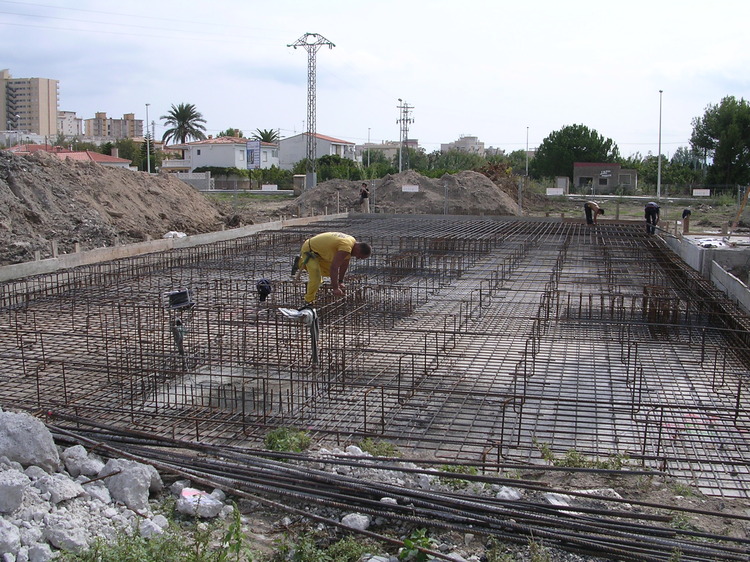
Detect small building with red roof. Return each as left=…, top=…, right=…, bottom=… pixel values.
left=7, top=144, right=133, bottom=169
left=161, top=136, right=279, bottom=173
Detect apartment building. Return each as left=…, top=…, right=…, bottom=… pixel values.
left=440, top=135, right=485, bottom=156
left=58, top=110, right=83, bottom=137
left=84, top=112, right=143, bottom=139
left=0, top=69, right=59, bottom=136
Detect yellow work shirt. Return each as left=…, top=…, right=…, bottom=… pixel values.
left=302, top=232, right=356, bottom=274
left=299, top=232, right=356, bottom=303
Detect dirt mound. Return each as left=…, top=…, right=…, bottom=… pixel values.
left=0, top=152, right=528, bottom=267
left=0, top=150, right=226, bottom=265
left=286, top=170, right=521, bottom=216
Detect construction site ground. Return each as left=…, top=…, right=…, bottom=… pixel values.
left=1, top=151, right=749, bottom=559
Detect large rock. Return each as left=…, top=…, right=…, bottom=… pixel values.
left=0, top=468, right=30, bottom=513
left=33, top=473, right=85, bottom=504
left=175, top=487, right=224, bottom=518
left=61, top=445, right=105, bottom=478
left=0, top=518, right=21, bottom=556
left=98, top=459, right=162, bottom=512
left=0, top=412, right=59, bottom=472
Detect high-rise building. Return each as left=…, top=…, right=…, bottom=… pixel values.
left=1, top=69, right=59, bottom=136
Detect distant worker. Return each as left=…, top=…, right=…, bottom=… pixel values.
left=645, top=201, right=660, bottom=234
left=682, top=208, right=692, bottom=234
left=359, top=182, right=370, bottom=213
left=294, top=232, right=372, bottom=304
left=583, top=201, right=604, bottom=225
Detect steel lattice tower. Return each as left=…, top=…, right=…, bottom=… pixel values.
left=287, top=33, right=335, bottom=189
left=397, top=99, right=414, bottom=172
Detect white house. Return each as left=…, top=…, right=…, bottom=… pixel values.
left=161, top=136, right=279, bottom=173
left=278, top=133, right=356, bottom=171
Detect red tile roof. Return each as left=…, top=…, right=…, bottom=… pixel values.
left=58, top=150, right=130, bottom=163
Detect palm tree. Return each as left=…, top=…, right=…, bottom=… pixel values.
left=251, top=128, right=279, bottom=143
left=160, top=103, right=207, bottom=145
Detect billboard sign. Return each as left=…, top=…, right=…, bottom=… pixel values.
left=246, top=140, right=261, bottom=170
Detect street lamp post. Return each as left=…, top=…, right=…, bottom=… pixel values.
left=525, top=126, right=529, bottom=177
left=145, top=103, right=151, bottom=174
left=657, top=90, right=663, bottom=200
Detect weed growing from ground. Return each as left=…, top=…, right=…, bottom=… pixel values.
left=398, top=528, right=434, bottom=561
left=358, top=437, right=400, bottom=457
left=437, top=464, right=478, bottom=490
left=264, top=427, right=311, bottom=453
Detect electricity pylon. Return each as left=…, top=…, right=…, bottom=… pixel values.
left=287, top=33, right=335, bottom=189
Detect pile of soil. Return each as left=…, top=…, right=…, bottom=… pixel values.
left=285, top=170, right=522, bottom=217
left=0, top=150, right=528, bottom=266
left=0, top=150, right=227, bottom=265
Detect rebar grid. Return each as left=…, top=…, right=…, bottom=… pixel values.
left=1, top=217, right=749, bottom=498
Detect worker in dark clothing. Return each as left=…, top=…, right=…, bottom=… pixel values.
left=645, top=201, right=660, bottom=234
left=583, top=201, right=604, bottom=225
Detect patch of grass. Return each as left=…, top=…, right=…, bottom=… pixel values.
left=670, top=481, right=703, bottom=498
left=668, top=548, right=684, bottom=561
left=358, top=437, right=400, bottom=457
left=528, top=536, right=552, bottom=562
left=484, top=538, right=516, bottom=561
left=269, top=533, right=379, bottom=562
left=326, top=535, right=377, bottom=561
left=437, top=464, right=478, bottom=490
left=533, top=440, right=630, bottom=470
left=669, top=512, right=700, bottom=532
left=62, top=503, right=252, bottom=562
left=264, top=427, right=311, bottom=453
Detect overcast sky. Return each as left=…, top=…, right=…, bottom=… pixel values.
left=3, top=0, right=749, bottom=158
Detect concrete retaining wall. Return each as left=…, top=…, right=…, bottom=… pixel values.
left=710, top=261, right=750, bottom=314
left=0, top=213, right=347, bottom=283
left=665, top=235, right=750, bottom=314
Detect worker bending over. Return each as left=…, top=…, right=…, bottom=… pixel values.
left=296, top=232, right=372, bottom=304
left=583, top=201, right=604, bottom=225
left=645, top=201, right=660, bottom=234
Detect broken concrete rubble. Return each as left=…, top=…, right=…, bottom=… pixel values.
left=0, top=409, right=229, bottom=559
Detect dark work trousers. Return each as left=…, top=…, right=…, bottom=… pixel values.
left=584, top=205, right=594, bottom=224
left=645, top=208, right=659, bottom=234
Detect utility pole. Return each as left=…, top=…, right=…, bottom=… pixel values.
left=145, top=103, right=151, bottom=174
left=657, top=90, right=663, bottom=200
left=287, top=33, right=335, bottom=189
left=397, top=99, right=414, bottom=172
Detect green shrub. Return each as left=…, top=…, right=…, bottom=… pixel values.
left=399, top=528, right=434, bottom=561
left=358, top=437, right=400, bottom=457
left=269, top=533, right=376, bottom=562
left=264, top=427, right=311, bottom=452
left=437, top=464, right=478, bottom=490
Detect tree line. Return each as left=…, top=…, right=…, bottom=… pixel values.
left=48, top=97, right=750, bottom=192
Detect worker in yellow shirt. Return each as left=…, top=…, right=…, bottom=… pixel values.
left=294, top=232, right=372, bottom=304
